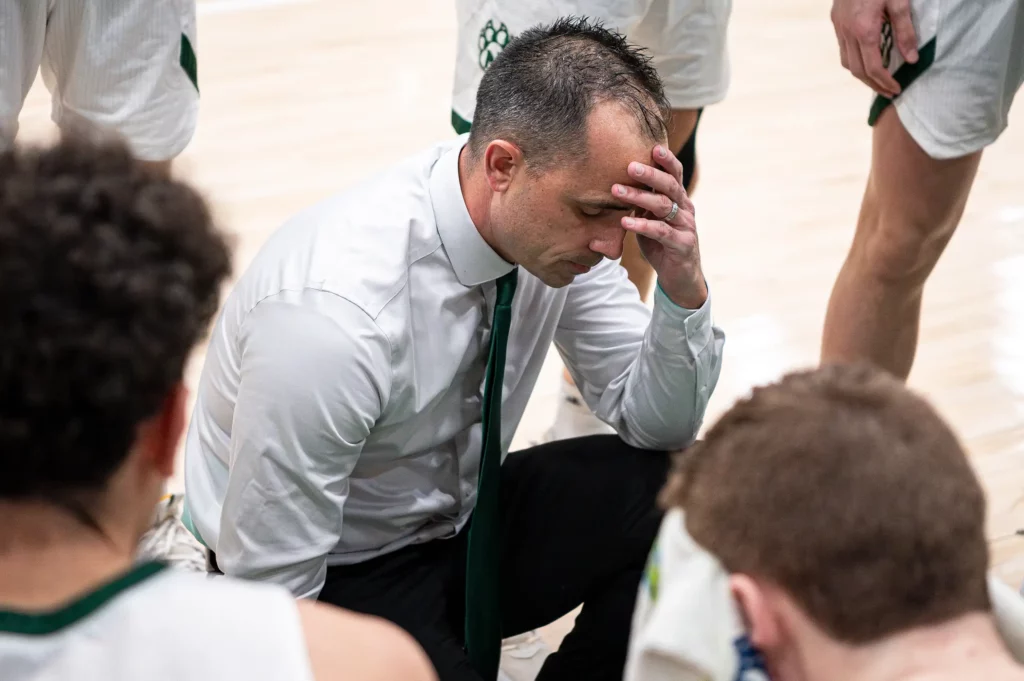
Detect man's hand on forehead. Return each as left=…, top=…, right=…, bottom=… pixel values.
left=613, top=144, right=707, bottom=309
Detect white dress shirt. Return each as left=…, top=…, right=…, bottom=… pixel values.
left=183, top=135, right=726, bottom=599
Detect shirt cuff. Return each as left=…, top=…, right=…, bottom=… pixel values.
left=650, top=281, right=714, bottom=355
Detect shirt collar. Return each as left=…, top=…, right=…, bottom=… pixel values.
left=430, top=137, right=515, bottom=287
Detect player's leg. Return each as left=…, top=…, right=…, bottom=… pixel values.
left=39, top=0, right=199, bottom=171
left=821, top=0, right=1023, bottom=378
left=0, top=2, right=47, bottom=149
left=820, top=107, right=981, bottom=378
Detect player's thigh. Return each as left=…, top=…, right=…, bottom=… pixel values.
left=40, top=0, right=199, bottom=162
left=0, top=1, right=47, bottom=147
left=629, top=0, right=732, bottom=112
left=855, top=106, right=981, bottom=279
left=852, top=0, right=1019, bottom=273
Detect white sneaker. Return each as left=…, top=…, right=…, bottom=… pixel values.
left=535, top=379, right=615, bottom=445
left=136, top=494, right=207, bottom=572
left=499, top=630, right=551, bottom=681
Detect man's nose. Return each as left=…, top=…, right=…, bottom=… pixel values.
left=589, top=225, right=626, bottom=261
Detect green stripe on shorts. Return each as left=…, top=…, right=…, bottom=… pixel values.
left=180, top=34, right=199, bottom=94
left=451, top=110, right=472, bottom=135
left=868, top=37, right=936, bottom=126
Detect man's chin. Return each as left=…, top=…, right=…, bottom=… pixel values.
left=518, top=263, right=574, bottom=288
left=539, top=270, right=575, bottom=288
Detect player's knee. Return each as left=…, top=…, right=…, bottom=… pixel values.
left=855, top=211, right=955, bottom=287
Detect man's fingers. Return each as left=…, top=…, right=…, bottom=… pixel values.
left=838, top=33, right=852, bottom=70
left=613, top=184, right=692, bottom=221
left=628, top=161, right=685, bottom=204
left=832, top=8, right=851, bottom=70
left=621, top=214, right=696, bottom=246
left=887, top=0, right=919, bottom=63
left=844, top=34, right=874, bottom=90
left=652, top=144, right=683, bottom=183
left=622, top=216, right=674, bottom=244
left=860, top=40, right=901, bottom=96
left=849, top=18, right=900, bottom=97
left=858, top=39, right=900, bottom=97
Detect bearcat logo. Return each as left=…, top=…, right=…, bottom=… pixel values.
left=478, top=19, right=511, bottom=70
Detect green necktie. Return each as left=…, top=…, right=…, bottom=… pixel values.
left=465, top=268, right=518, bottom=680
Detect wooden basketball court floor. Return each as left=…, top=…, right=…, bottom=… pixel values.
left=14, top=0, right=1024, bottom=614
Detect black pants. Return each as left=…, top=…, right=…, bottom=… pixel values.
left=319, top=435, right=670, bottom=681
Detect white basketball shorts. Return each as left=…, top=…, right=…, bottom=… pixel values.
left=0, top=0, right=199, bottom=162
left=872, top=0, right=1024, bottom=160
left=451, top=0, right=732, bottom=133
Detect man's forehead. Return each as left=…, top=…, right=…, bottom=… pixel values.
left=584, top=100, right=665, bottom=161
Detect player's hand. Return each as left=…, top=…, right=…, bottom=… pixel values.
left=831, top=0, right=918, bottom=99
left=613, top=144, right=707, bottom=310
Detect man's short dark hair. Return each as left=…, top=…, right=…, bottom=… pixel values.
left=468, top=17, right=671, bottom=168
left=0, top=132, right=232, bottom=500
left=661, top=364, right=991, bottom=643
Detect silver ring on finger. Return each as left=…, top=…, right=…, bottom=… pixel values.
left=662, top=201, right=679, bottom=222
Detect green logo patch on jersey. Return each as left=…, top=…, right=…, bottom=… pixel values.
left=478, top=20, right=511, bottom=70
left=642, top=540, right=662, bottom=602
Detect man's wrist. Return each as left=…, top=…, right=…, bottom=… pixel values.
left=658, top=279, right=709, bottom=310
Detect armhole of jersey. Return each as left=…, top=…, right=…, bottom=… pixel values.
left=868, top=37, right=938, bottom=126
left=264, top=587, right=318, bottom=681
left=186, top=578, right=318, bottom=681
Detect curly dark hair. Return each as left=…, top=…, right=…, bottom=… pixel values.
left=468, top=16, right=671, bottom=168
left=0, top=132, right=232, bottom=500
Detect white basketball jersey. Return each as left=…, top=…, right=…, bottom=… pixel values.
left=0, top=562, right=314, bottom=681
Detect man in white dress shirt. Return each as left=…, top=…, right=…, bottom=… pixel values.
left=184, top=17, right=724, bottom=681
left=452, top=1, right=732, bottom=445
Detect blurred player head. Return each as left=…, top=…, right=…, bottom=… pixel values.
left=0, top=130, right=231, bottom=553
left=464, top=17, right=670, bottom=287
left=662, top=364, right=1021, bottom=681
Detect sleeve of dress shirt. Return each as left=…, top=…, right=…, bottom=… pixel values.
left=553, top=259, right=725, bottom=451
left=215, top=289, right=392, bottom=600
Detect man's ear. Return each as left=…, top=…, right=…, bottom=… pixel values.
left=139, top=383, right=188, bottom=479
left=482, top=140, right=524, bottom=193
left=730, top=574, right=782, bottom=651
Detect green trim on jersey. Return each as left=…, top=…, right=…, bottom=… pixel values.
left=868, top=37, right=937, bottom=126
left=452, top=110, right=472, bottom=135
left=180, top=34, right=199, bottom=94
left=0, top=562, right=166, bottom=636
